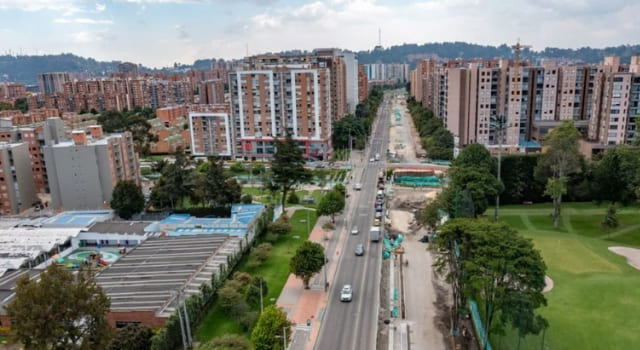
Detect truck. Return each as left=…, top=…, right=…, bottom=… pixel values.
left=370, top=226, right=381, bottom=242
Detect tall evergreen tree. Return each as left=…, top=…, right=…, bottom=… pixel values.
left=267, top=133, right=311, bottom=209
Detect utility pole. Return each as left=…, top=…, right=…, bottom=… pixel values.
left=180, top=290, right=193, bottom=347
left=175, top=292, right=188, bottom=350
left=283, top=326, right=288, bottom=349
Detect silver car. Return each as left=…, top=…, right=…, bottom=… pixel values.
left=351, top=226, right=359, bottom=235
left=340, top=285, right=353, bottom=302
left=355, top=243, right=364, bottom=256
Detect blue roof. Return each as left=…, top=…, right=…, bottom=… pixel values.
left=146, top=204, right=265, bottom=237
left=519, top=140, right=541, bottom=148
left=43, top=210, right=114, bottom=228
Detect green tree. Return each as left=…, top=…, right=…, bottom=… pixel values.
left=242, top=194, right=253, bottom=204
left=433, top=219, right=547, bottom=347
left=452, top=143, right=496, bottom=173
left=268, top=215, right=292, bottom=236
left=200, top=334, right=251, bottom=350
left=246, top=276, right=268, bottom=309
left=535, top=121, right=583, bottom=228
left=97, top=110, right=128, bottom=132
left=110, top=180, right=145, bottom=219
left=250, top=305, right=292, bottom=350
left=290, top=241, right=325, bottom=288
left=108, top=324, right=153, bottom=350
left=6, top=264, right=112, bottom=349
left=593, top=146, right=640, bottom=205
left=156, top=147, right=192, bottom=208
left=317, top=190, right=345, bottom=223
left=602, top=204, right=619, bottom=237
left=0, top=101, right=14, bottom=110
left=218, top=280, right=246, bottom=317
left=14, top=97, right=28, bottom=112
left=230, top=161, right=246, bottom=173
left=268, top=133, right=311, bottom=209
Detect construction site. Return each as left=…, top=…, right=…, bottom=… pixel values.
left=378, top=91, right=453, bottom=350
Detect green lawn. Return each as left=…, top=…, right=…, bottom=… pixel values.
left=493, top=202, right=640, bottom=350
left=195, top=209, right=318, bottom=343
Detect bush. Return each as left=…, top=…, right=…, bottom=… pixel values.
left=238, top=311, right=258, bottom=332
left=230, top=162, right=245, bottom=173
left=232, top=272, right=252, bottom=286
left=251, top=243, right=271, bottom=263
left=264, top=233, right=279, bottom=243
left=268, top=215, right=291, bottom=235
left=287, top=192, right=300, bottom=204
left=242, top=194, right=253, bottom=204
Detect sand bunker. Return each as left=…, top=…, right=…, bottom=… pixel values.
left=543, top=275, right=554, bottom=293
left=608, top=246, right=640, bottom=270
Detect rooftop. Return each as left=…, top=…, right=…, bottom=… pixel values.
left=0, top=269, right=43, bottom=315
left=0, top=227, right=80, bottom=276
left=94, top=234, right=238, bottom=315
left=41, top=210, right=114, bottom=228
left=87, top=221, right=153, bottom=235
left=147, top=204, right=264, bottom=237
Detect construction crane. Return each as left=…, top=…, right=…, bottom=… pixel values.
left=511, top=39, right=531, bottom=72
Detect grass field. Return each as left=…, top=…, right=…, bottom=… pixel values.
left=195, top=209, right=318, bottom=343
left=493, top=202, right=640, bottom=350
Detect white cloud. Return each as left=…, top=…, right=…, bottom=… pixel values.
left=252, top=14, right=281, bottom=29
left=71, top=31, right=98, bottom=44
left=53, top=17, right=113, bottom=25
left=95, top=3, right=106, bottom=12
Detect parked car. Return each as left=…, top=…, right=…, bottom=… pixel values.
left=355, top=243, right=364, bottom=256
left=351, top=226, right=359, bottom=235
left=369, top=157, right=375, bottom=162
left=373, top=218, right=381, bottom=226
left=375, top=212, right=382, bottom=219
left=419, top=235, right=429, bottom=243
left=341, top=285, right=353, bottom=302
left=354, top=183, right=362, bottom=190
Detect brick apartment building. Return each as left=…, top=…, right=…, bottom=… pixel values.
left=189, top=104, right=233, bottom=157
left=230, top=62, right=332, bottom=159
left=358, top=64, right=368, bottom=102
left=410, top=56, right=640, bottom=154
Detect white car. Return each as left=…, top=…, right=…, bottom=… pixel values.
left=351, top=226, right=359, bottom=235
left=369, top=158, right=375, bottom=162
left=340, top=285, right=353, bottom=302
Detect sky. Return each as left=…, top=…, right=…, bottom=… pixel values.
left=0, top=0, right=639, bottom=68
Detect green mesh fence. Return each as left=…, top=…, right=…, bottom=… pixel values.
left=395, top=176, right=441, bottom=187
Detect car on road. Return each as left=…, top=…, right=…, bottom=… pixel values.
left=375, top=211, right=382, bottom=219
left=354, top=183, right=362, bottom=190
left=373, top=218, right=381, bottom=226
left=355, top=243, right=364, bottom=256
left=419, top=235, right=429, bottom=243
left=340, top=285, right=353, bottom=302
left=351, top=226, right=359, bottom=235
left=369, top=157, right=375, bottom=162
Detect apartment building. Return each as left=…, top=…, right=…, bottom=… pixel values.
left=38, top=72, right=71, bottom=94
left=411, top=56, right=640, bottom=154
left=199, top=79, right=225, bottom=105
left=189, top=104, right=233, bottom=157
left=364, top=63, right=409, bottom=84
left=0, top=142, right=38, bottom=215
left=358, top=64, right=368, bottom=102
left=229, top=53, right=335, bottom=160
left=43, top=125, right=139, bottom=210
left=0, top=83, right=26, bottom=102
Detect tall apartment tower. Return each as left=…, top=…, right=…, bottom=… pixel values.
left=43, top=125, right=139, bottom=210
left=358, top=64, right=368, bottom=102
left=0, top=142, right=38, bottom=215
left=38, top=72, right=71, bottom=94
left=340, top=52, right=359, bottom=114
left=199, top=79, right=225, bottom=104
left=188, top=104, right=233, bottom=157
left=230, top=54, right=332, bottom=160
left=117, top=62, right=139, bottom=78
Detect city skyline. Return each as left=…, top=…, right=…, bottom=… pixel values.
left=1, top=0, right=639, bottom=68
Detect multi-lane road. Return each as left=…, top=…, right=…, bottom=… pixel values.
left=316, top=91, right=393, bottom=350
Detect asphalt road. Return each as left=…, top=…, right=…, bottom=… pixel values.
left=315, top=91, right=393, bottom=350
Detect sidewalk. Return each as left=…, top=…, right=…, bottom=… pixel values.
left=277, top=151, right=365, bottom=350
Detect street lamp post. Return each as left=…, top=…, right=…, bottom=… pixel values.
left=276, top=326, right=288, bottom=349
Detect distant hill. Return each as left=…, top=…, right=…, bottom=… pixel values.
left=355, top=42, right=640, bottom=68
left=3, top=42, right=640, bottom=85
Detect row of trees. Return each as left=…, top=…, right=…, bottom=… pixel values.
left=0, top=98, right=27, bottom=112
left=149, top=148, right=242, bottom=211
left=406, top=98, right=454, bottom=160
left=332, top=86, right=384, bottom=151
